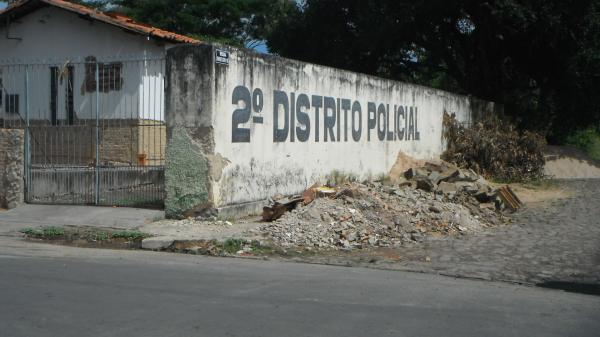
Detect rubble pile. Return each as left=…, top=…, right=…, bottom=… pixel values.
left=442, top=113, right=546, bottom=182
left=260, top=162, right=517, bottom=250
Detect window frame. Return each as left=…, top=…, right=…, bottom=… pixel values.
left=4, top=93, right=19, bottom=115
left=84, top=56, right=123, bottom=93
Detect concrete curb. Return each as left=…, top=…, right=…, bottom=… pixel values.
left=141, top=237, right=175, bottom=250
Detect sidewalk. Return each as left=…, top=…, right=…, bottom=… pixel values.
left=0, top=204, right=164, bottom=236
left=4, top=181, right=598, bottom=288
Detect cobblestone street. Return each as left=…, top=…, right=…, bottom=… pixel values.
left=385, top=180, right=600, bottom=285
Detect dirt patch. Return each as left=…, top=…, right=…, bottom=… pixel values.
left=25, top=237, right=144, bottom=250
left=544, top=145, right=600, bottom=179
left=139, top=218, right=262, bottom=241
left=20, top=226, right=148, bottom=250
left=509, top=182, right=570, bottom=204
left=165, top=239, right=317, bottom=259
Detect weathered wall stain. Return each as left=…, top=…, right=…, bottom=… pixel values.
left=165, top=44, right=498, bottom=217
left=218, top=158, right=306, bottom=205
left=207, top=153, right=231, bottom=182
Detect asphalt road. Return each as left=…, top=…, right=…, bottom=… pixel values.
left=0, top=238, right=598, bottom=337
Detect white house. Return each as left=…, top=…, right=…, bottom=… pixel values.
left=0, top=0, right=199, bottom=124
left=0, top=0, right=199, bottom=166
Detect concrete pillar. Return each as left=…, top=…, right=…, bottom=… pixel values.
left=164, top=45, right=216, bottom=219
left=0, top=129, right=25, bottom=209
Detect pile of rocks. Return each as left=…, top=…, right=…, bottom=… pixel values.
left=259, top=162, right=512, bottom=250
left=397, top=161, right=508, bottom=209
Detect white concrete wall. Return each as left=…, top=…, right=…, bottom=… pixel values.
left=166, top=45, right=496, bottom=211
left=0, top=7, right=167, bottom=122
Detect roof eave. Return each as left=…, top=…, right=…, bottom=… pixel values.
left=0, top=0, right=200, bottom=45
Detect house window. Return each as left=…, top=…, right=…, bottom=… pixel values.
left=5, top=94, right=19, bottom=114
left=84, top=56, right=123, bottom=93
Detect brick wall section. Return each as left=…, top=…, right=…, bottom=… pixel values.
left=28, top=125, right=137, bottom=165
left=0, top=129, right=24, bottom=209
left=29, top=126, right=95, bottom=165
left=138, top=120, right=167, bottom=166
left=24, top=119, right=166, bottom=166
left=99, top=126, right=139, bottom=165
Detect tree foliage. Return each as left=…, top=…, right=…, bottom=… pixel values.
left=101, top=0, right=293, bottom=48
left=72, top=0, right=599, bottom=140
left=266, top=0, right=600, bottom=141
left=69, top=0, right=111, bottom=10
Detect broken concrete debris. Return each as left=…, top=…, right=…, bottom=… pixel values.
left=262, top=186, right=337, bottom=222
left=262, top=196, right=304, bottom=222
left=141, top=237, right=175, bottom=250
left=258, top=161, right=519, bottom=251
left=302, top=184, right=336, bottom=205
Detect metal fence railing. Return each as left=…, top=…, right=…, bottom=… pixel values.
left=0, top=58, right=166, bottom=208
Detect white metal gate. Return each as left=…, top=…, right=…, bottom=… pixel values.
left=0, top=58, right=166, bottom=208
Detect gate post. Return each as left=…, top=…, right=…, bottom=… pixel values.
left=95, top=62, right=100, bottom=205
left=23, top=65, right=30, bottom=203
left=164, top=45, right=216, bottom=219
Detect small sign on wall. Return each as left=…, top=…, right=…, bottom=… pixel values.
left=216, top=49, right=229, bottom=65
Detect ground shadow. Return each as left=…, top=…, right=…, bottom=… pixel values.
left=537, top=281, right=600, bottom=296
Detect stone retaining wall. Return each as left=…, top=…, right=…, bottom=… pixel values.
left=0, top=129, right=24, bottom=209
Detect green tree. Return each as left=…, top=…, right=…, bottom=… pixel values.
left=70, top=0, right=112, bottom=10
left=106, top=0, right=294, bottom=48
left=267, top=0, right=600, bottom=141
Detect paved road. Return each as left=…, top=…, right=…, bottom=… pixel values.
left=374, top=180, right=600, bottom=285
left=0, top=238, right=599, bottom=337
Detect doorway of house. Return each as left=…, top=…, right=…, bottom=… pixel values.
left=50, top=65, right=74, bottom=126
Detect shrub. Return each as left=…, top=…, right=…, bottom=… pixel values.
left=566, top=126, right=600, bottom=161
left=20, top=226, right=65, bottom=238
left=326, top=170, right=358, bottom=186
left=111, top=230, right=147, bottom=240
left=442, top=113, right=546, bottom=182
left=222, top=238, right=244, bottom=254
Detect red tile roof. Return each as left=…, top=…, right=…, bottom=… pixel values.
left=1, top=0, right=201, bottom=44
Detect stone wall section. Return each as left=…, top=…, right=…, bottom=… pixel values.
left=0, top=129, right=24, bottom=209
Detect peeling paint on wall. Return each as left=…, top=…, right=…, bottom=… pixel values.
left=207, top=153, right=231, bottom=182
left=164, top=127, right=210, bottom=219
